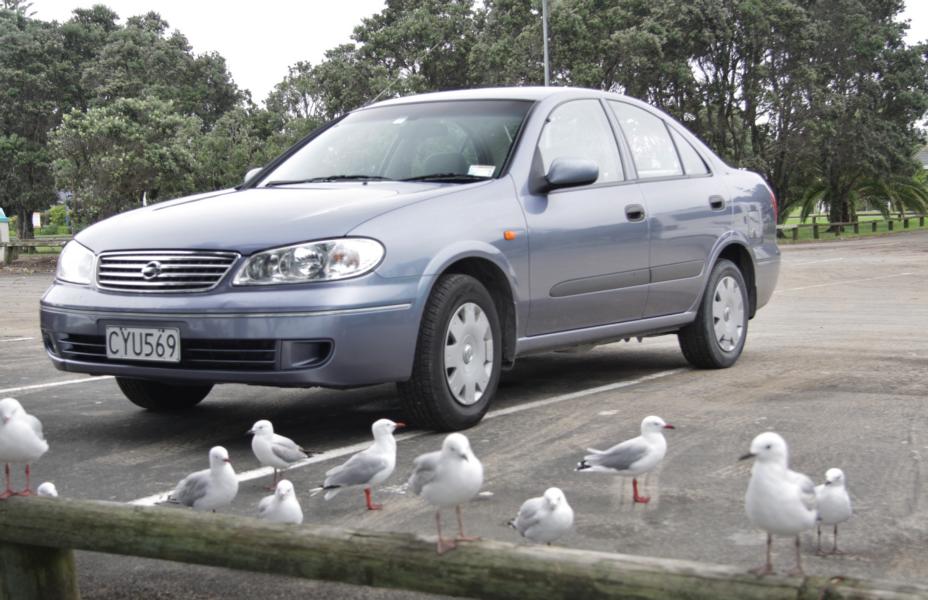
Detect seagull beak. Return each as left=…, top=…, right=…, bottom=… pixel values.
left=739, top=452, right=755, bottom=461
left=825, top=480, right=832, bottom=486
left=663, top=424, right=675, bottom=429
left=246, top=428, right=254, bottom=435
left=394, top=422, right=406, bottom=429
left=224, top=458, right=231, bottom=464
left=461, top=453, right=469, bottom=462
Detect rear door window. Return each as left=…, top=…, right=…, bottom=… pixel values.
left=608, top=101, right=682, bottom=179
left=669, top=128, right=709, bottom=175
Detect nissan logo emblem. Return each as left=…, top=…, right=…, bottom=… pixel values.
left=141, top=261, right=162, bottom=280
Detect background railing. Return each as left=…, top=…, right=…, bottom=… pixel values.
left=0, top=497, right=925, bottom=600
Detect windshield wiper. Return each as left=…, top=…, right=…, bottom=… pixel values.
left=401, top=173, right=491, bottom=183
left=265, top=175, right=394, bottom=186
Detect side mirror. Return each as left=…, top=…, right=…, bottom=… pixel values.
left=544, top=158, right=599, bottom=191
left=243, top=167, right=263, bottom=185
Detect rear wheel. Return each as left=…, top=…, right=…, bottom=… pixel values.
left=678, top=258, right=748, bottom=369
left=397, top=274, right=501, bottom=431
left=116, top=377, right=212, bottom=411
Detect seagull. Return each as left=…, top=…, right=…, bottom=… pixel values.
left=321, top=418, right=404, bottom=510
left=0, top=397, right=49, bottom=499
left=247, top=420, right=316, bottom=489
left=576, top=415, right=674, bottom=503
left=815, top=468, right=852, bottom=555
left=509, top=487, right=574, bottom=545
left=36, top=482, right=58, bottom=498
left=741, top=432, right=817, bottom=576
left=168, top=446, right=239, bottom=512
left=257, top=479, right=303, bottom=524
left=408, top=433, right=484, bottom=555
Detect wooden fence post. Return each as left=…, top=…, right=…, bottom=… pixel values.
left=813, top=224, right=819, bottom=239
left=903, top=218, right=909, bottom=229
left=853, top=222, right=859, bottom=234
left=888, top=220, right=894, bottom=231
left=792, top=227, right=799, bottom=241
left=0, top=542, right=79, bottom=600
left=920, top=216, right=925, bottom=227
left=872, top=221, right=877, bottom=233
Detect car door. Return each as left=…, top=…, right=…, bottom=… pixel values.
left=521, top=98, right=650, bottom=336
left=608, top=101, right=732, bottom=318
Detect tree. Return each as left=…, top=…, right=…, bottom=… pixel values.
left=50, top=97, right=202, bottom=225
left=0, top=9, right=67, bottom=238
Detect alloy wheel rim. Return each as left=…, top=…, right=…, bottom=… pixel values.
left=443, top=302, right=494, bottom=406
left=712, top=275, right=744, bottom=352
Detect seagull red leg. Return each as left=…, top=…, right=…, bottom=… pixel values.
left=0, top=464, right=13, bottom=500
left=632, top=478, right=650, bottom=504
left=786, top=535, right=804, bottom=577
left=17, top=464, right=33, bottom=496
left=435, top=510, right=456, bottom=554
left=749, top=534, right=775, bottom=576
left=454, top=504, right=480, bottom=542
left=364, top=487, right=382, bottom=510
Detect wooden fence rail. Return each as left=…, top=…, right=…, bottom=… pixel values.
left=0, top=236, right=72, bottom=265
left=0, top=497, right=926, bottom=600
left=777, top=215, right=927, bottom=241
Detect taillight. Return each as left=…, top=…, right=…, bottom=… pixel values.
left=768, top=187, right=778, bottom=224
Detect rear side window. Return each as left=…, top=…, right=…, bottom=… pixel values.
left=608, top=101, right=682, bottom=179
left=537, top=99, right=624, bottom=184
left=669, top=128, right=709, bottom=175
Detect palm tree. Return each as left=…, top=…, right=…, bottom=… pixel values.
left=854, top=170, right=928, bottom=219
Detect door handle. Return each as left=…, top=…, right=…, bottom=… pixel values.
left=625, top=204, right=646, bottom=222
left=709, top=195, right=726, bottom=210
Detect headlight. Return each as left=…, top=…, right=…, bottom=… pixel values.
left=56, top=241, right=95, bottom=285
left=233, top=238, right=384, bottom=285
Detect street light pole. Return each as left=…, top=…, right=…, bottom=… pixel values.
left=542, top=0, right=550, bottom=86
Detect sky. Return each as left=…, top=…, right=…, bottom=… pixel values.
left=30, top=0, right=928, bottom=105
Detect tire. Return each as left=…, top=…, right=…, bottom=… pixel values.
left=678, top=258, right=749, bottom=369
left=116, top=377, right=213, bottom=411
left=397, top=274, right=502, bottom=431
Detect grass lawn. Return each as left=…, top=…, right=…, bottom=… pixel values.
left=778, top=215, right=928, bottom=243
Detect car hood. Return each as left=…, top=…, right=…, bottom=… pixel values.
left=76, top=182, right=468, bottom=255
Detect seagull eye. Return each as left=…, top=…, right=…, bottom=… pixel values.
left=765, top=444, right=772, bottom=450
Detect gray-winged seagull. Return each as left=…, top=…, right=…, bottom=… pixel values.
left=576, top=415, right=674, bottom=504
left=258, top=479, right=303, bottom=524
left=0, top=397, right=49, bottom=499
left=509, top=487, right=574, bottom=545
left=741, top=432, right=817, bottom=576
left=248, top=419, right=316, bottom=488
left=322, top=418, right=403, bottom=510
left=408, top=433, right=484, bottom=554
left=169, top=446, right=239, bottom=512
left=815, top=468, right=852, bottom=555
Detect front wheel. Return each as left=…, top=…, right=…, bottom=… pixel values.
left=116, top=377, right=213, bottom=411
left=397, top=274, right=502, bottom=431
left=678, top=259, right=749, bottom=369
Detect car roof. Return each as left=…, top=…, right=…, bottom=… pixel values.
left=365, top=86, right=627, bottom=108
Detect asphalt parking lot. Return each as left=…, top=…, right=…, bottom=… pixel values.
left=1, top=231, right=926, bottom=599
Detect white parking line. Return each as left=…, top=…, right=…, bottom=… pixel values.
left=779, top=272, right=914, bottom=293
left=0, top=376, right=114, bottom=396
left=129, top=367, right=686, bottom=505
left=0, top=337, right=34, bottom=343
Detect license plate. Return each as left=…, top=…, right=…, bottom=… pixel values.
left=105, top=327, right=181, bottom=363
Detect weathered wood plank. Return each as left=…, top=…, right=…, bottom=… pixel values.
left=0, top=542, right=79, bottom=600
left=0, top=497, right=925, bottom=600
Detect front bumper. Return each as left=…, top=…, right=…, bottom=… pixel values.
left=40, top=274, right=425, bottom=388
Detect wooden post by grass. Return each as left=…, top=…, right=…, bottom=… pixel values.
left=872, top=221, right=878, bottom=233
left=812, top=224, right=820, bottom=239
left=1, top=497, right=927, bottom=600
left=888, top=220, right=894, bottom=231
left=920, top=216, right=925, bottom=227
left=903, top=218, right=909, bottom=229
left=792, top=227, right=799, bottom=241
left=853, top=222, right=859, bottom=234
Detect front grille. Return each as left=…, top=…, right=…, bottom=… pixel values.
left=96, top=251, right=238, bottom=293
left=57, top=334, right=278, bottom=371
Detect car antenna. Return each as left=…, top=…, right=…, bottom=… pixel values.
left=363, top=39, right=444, bottom=108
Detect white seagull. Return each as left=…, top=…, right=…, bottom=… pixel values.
left=408, top=433, right=484, bottom=555
left=0, top=397, right=49, bottom=499
left=257, top=479, right=303, bottom=524
left=36, top=482, right=58, bottom=498
left=576, top=415, right=675, bottom=504
left=509, top=487, right=574, bottom=545
left=815, top=468, right=852, bottom=555
left=741, top=432, right=818, bottom=576
left=247, top=420, right=316, bottom=489
left=169, top=446, right=239, bottom=512
left=321, top=418, right=404, bottom=510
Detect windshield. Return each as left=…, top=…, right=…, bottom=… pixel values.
left=261, top=100, right=532, bottom=185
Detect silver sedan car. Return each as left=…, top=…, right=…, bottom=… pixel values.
left=42, top=87, right=780, bottom=430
